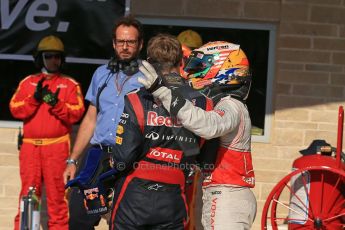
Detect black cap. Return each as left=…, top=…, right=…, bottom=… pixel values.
left=299, top=139, right=331, bottom=156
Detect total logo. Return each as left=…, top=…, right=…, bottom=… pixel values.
left=147, top=147, right=182, bottom=164
left=147, top=111, right=182, bottom=127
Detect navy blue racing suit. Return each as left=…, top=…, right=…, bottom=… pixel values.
left=110, top=73, right=213, bottom=230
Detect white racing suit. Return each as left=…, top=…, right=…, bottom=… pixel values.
left=152, top=86, right=257, bottom=230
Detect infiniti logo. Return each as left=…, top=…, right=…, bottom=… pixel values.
left=145, top=131, right=160, bottom=140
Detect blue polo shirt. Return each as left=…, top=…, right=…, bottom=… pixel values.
left=85, top=64, right=143, bottom=146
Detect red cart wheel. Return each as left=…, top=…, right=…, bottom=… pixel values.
left=261, top=166, right=345, bottom=230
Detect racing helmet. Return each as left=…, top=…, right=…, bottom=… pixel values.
left=177, top=30, right=203, bottom=49
left=34, top=35, right=65, bottom=71
left=184, top=41, right=252, bottom=101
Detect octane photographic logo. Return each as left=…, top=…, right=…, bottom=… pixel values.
left=1, top=0, right=69, bottom=32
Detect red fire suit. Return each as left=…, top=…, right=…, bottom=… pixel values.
left=10, top=72, right=85, bottom=230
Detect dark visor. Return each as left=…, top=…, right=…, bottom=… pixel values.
left=183, top=51, right=214, bottom=74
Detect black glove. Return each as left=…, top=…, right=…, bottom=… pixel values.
left=43, top=88, right=60, bottom=107
left=33, top=78, right=45, bottom=102
left=42, top=85, right=50, bottom=97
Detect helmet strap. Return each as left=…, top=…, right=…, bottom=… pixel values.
left=200, top=85, right=224, bottom=104
left=229, top=83, right=251, bottom=102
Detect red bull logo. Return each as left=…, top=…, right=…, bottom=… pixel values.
left=147, top=111, right=182, bottom=127
left=84, top=187, right=100, bottom=201
left=85, top=193, right=98, bottom=200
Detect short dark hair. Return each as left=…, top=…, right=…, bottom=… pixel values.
left=147, top=33, right=182, bottom=70
left=112, top=15, right=144, bottom=42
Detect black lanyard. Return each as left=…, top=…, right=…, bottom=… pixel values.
left=96, top=72, right=112, bottom=113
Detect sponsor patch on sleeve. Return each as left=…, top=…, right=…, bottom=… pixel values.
left=214, top=109, right=225, bottom=117
left=116, top=125, right=124, bottom=135
left=115, top=136, right=123, bottom=145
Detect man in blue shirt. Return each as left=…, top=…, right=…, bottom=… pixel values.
left=63, top=15, right=144, bottom=229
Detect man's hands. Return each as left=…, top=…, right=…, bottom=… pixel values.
left=138, top=60, right=163, bottom=93
left=34, top=78, right=47, bottom=102
left=43, top=88, right=60, bottom=107
left=63, top=164, right=77, bottom=185
left=33, top=78, right=60, bottom=106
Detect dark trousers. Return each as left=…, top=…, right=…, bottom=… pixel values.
left=68, top=150, right=101, bottom=230
left=110, top=177, right=186, bottom=230
left=68, top=188, right=101, bottom=230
